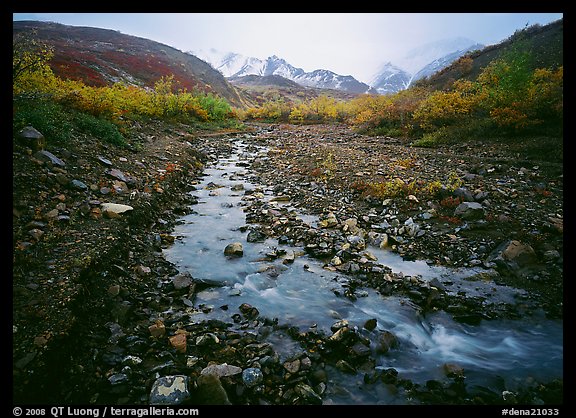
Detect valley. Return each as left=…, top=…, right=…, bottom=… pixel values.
left=12, top=121, right=563, bottom=406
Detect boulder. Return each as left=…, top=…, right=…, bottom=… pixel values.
left=454, top=202, right=484, bottom=220
left=224, top=242, right=243, bottom=257
left=16, top=126, right=45, bottom=151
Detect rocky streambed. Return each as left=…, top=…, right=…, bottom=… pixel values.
left=12, top=122, right=563, bottom=406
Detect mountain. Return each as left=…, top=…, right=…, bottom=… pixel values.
left=370, top=37, right=485, bottom=94
left=397, top=37, right=483, bottom=75
left=411, top=43, right=485, bottom=82
left=194, top=49, right=372, bottom=95
left=414, top=18, right=563, bottom=91
left=12, top=21, right=248, bottom=107
left=369, top=62, right=412, bottom=95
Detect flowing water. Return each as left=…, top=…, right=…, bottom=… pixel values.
left=163, top=137, right=563, bottom=404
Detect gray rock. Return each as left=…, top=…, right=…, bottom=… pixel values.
left=106, top=168, right=128, bottom=182
left=149, top=375, right=190, bottom=405
left=200, top=363, right=242, bottom=378
left=34, top=150, right=65, bottom=167
left=454, top=187, right=474, bottom=202
left=17, top=126, right=45, bottom=151
left=97, top=156, right=113, bottom=166
left=172, top=272, right=193, bottom=290
left=70, top=179, right=88, bottom=190
left=454, top=202, right=484, bottom=220
left=363, top=318, right=377, bottom=331
left=101, top=203, right=133, bottom=215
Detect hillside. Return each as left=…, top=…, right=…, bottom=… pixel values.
left=12, top=20, right=249, bottom=108
left=415, top=18, right=563, bottom=90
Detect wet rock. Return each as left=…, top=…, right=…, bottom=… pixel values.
left=246, top=228, right=267, bottom=243
left=363, top=318, right=377, bottom=331
left=224, top=242, right=244, bottom=257
left=149, top=375, right=190, bottom=405
left=239, top=303, right=259, bottom=319
left=335, top=359, right=356, bottom=374
left=374, top=330, right=399, bottom=354
left=294, top=383, right=323, bottom=405
left=195, top=333, right=220, bottom=347
left=283, top=358, right=301, bottom=374
left=443, top=363, right=464, bottom=378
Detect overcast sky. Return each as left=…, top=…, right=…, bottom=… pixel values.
left=12, top=13, right=563, bottom=84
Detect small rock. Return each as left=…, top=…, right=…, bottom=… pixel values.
left=135, top=265, right=151, bottom=276
left=149, top=320, right=166, bottom=338
left=454, top=202, right=484, bottom=220
left=34, top=150, right=65, bottom=167
left=106, top=168, right=128, bottom=182
left=375, top=330, right=399, bottom=354
left=200, top=363, right=242, bottom=378
left=70, top=179, right=88, bottom=190
left=97, top=156, right=113, bottom=166
left=363, top=318, right=377, bottom=331
left=242, top=367, right=264, bottom=387
left=169, top=333, right=187, bottom=353
left=172, top=272, right=193, bottom=290
left=149, top=375, right=190, bottom=405
left=101, top=203, right=133, bottom=217
left=443, top=363, right=464, bottom=378
left=283, top=359, right=301, bottom=374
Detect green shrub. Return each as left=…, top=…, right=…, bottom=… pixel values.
left=13, top=97, right=74, bottom=143
left=73, top=112, right=127, bottom=146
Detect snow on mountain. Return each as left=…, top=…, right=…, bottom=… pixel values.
left=192, top=48, right=370, bottom=94
left=193, top=37, right=485, bottom=97
left=370, top=37, right=485, bottom=94
left=369, top=62, right=412, bottom=95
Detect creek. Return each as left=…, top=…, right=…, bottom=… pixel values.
left=163, top=137, right=562, bottom=405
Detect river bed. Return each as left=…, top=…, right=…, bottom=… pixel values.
left=163, top=136, right=563, bottom=405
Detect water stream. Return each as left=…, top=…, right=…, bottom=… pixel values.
left=163, top=137, right=563, bottom=404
